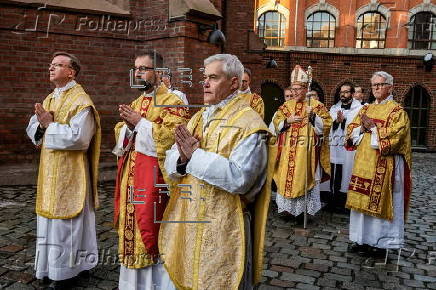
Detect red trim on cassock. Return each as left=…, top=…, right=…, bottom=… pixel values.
left=114, top=155, right=126, bottom=226
left=276, top=131, right=286, bottom=161
left=132, top=153, right=168, bottom=257
left=403, top=157, right=412, bottom=217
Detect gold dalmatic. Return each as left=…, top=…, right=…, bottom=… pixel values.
left=159, top=97, right=272, bottom=290
left=114, top=84, right=190, bottom=268
left=346, top=100, right=412, bottom=220
left=237, top=92, right=265, bottom=119
left=36, top=83, right=101, bottom=219
left=272, top=99, right=332, bottom=199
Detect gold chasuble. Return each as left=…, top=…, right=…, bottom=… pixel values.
left=345, top=100, right=412, bottom=221
left=272, top=99, right=331, bottom=199
left=36, top=83, right=101, bottom=219
left=114, top=84, right=189, bottom=268
left=238, top=92, right=265, bottom=119
left=159, top=96, right=272, bottom=290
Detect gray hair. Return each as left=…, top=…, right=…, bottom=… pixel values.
left=204, top=54, right=244, bottom=87
left=371, top=71, right=393, bottom=85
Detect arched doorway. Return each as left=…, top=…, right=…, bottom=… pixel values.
left=404, top=85, right=430, bottom=147
left=261, top=82, right=284, bottom=125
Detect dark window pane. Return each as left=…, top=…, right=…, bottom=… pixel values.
left=409, top=12, right=435, bottom=50
left=418, top=128, right=427, bottom=146
left=421, top=109, right=428, bottom=124
left=413, top=90, right=420, bottom=106
left=411, top=128, right=417, bottom=146
left=404, top=86, right=430, bottom=146
left=411, top=109, right=419, bottom=127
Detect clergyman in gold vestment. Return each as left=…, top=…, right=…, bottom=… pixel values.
left=238, top=67, right=265, bottom=119
left=112, top=51, right=189, bottom=289
left=346, top=71, right=411, bottom=257
left=26, top=52, right=101, bottom=288
left=272, top=65, right=332, bottom=218
left=161, top=54, right=271, bottom=290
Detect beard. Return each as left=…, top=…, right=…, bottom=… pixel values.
left=135, top=78, right=154, bottom=92
left=341, top=96, right=352, bottom=104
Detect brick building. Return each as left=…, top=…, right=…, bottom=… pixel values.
left=0, top=0, right=435, bottom=166
left=233, top=0, right=436, bottom=150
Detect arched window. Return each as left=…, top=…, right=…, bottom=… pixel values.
left=408, top=12, right=436, bottom=50
left=356, top=12, right=387, bottom=48
left=306, top=11, right=335, bottom=48
left=261, top=82, right=284, bottom=124
left=404, top=85, right=430, bottom=147
left=257, top=11, right=286, bottom=47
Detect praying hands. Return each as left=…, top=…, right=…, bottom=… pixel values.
left=175, top=124, right=199, bottom=163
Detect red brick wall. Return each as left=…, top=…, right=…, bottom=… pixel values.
left=0, top=0, right=435, bottom=167
left=0, top=0, right=220, bottom=164
left=225, top=0, right=436, bottom=150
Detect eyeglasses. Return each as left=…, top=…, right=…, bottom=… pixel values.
left=134, top=66, right=154, bottom=73
left=340, top=90, right=351, bottom=94
left=371, top=83, right=390, bottom=89
left=290, top=87, right=305, bottom=92
left=49, top=63, right=72, bottom=69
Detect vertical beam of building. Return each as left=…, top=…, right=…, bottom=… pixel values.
left=293, top=0, right=306, bottom=46
left=295, top=0, right=299, bottom=45
left=385, top=0, right=409, bottom=49
left=340, top=0, right=357, bottom=47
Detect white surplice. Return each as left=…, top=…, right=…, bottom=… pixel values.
left=329, top=99, right=363, bottom=192
left=348, top=95, right=405, bottom=249
left=26, top=81, right=98, bottom=280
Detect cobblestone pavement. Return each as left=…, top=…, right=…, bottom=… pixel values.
left=0, top=153, right=435, bottom=289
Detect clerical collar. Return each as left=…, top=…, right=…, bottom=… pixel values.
left=341, top=101, right=352, bottom=110
left=375, top=95, right=393, bottom=105
left=238, top=88, right=251, bottom=94
left=52, top=80, right=76, bottom=98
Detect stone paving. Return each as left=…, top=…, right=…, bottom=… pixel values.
left=0, top=152, right=435, bottom=289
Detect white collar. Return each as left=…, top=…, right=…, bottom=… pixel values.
left=375, top=95, right=393, bottom=105
left=143, top=90, right=155, bottom=97
left=52, top=80, right=76, bottom=98
left=203, top=90, right=238, bottom=126
left=238, top=88, right=251, bottom=94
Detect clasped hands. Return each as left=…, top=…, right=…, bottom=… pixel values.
left=285, top=106, right=314, bottom=125
left=34, top=103, right=53, bottom=129
left=119, top=104, right=142, bottom=129
left=360, top=114, right=375, bottom=133
left=175, top=124, right=199, bottom=164
left=336, top=110, right=345, bottom=123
